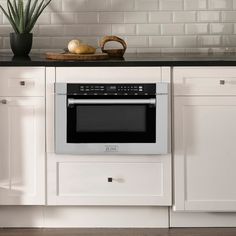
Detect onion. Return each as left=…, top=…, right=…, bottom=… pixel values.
left=68, top=40, right=81, bottom=53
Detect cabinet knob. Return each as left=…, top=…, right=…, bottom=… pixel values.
left=1, top=99, right=7, bottom=104
left=220, top=80, right=225, bottom=85
left=20, top=81, right=26, bottom=86
left=108, top=177, right=113, bottom=183
left=107, top=177, right=124, bottom=183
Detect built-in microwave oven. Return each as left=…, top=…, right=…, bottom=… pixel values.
left=55, top=83, right=169, bottom=155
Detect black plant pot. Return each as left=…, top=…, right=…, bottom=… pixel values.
left=10, top=33, right=33, bottom=56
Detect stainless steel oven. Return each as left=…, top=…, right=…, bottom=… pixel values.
left=55, top=83, right=169, bottom=155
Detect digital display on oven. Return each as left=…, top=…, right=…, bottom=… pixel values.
left=107, top=85, right=117, bottom=92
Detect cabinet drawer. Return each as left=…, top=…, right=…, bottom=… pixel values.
left=47, top=158, right=171, bottom=206
left=59, top=162, right=162, bottom=196
left=0, top=67, right=45, bottom=96
left=174, top=67, right=236, bottom=96
left=56, top=67, right=165, bottom=83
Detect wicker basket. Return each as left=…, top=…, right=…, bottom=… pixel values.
left=100, top=36, right=127, bottom=58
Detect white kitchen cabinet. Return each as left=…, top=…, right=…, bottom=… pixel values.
left=0, top=97, right=45, bottom=205
left=0, top=67, right=45, bottom=205
left=173, top=67, right=236, bottom=212
left=0, top=67, right=45, bottom=97
left=47, top=67, right=171, bottom=206
left=47, top=154, right=171, bottom=206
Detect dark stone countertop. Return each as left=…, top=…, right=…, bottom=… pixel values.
left=2, top=53, right=236, bottom=66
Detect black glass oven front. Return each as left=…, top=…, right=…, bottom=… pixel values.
left=67, top=95, right=156, bottom=143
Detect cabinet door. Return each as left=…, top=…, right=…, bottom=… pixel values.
left=0, top=97, right=45, bottom=205
left=174, top=96, right=236, bottom=211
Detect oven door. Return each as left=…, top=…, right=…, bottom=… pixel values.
left=55, top=84, right=169, bottom=155
left=67, top=97, right=156, bottom=144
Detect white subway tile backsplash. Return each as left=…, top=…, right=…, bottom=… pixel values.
left=137, top=48, right=161, bottom=53
left=160, top=0, right=183, bottom=10
left=3, top=15, right=11, bottom=25
left=210, top=23, right=234, bottom=34
left=63, top=25, right=89, bottom=36
left=51, top=13, right=75, bottom=24
left=198, top=35, right=222, bottom=47
left=174, top=12, right=196, bottom=23
left=99, top=12, right=124, bottom=23
left=112, top=24, right=136, bottom=35
left=0, top=26, right=12, bottom=36
left=45, top=0, right=62, bottom=12
left=37, top=13, right=51, bottom=24
left=198, top=11, right=220, bottom=22
left=185, top=24, right=208, bottom=34
left=222, top=11, right=236, bottom=22
left=38, top=26, right=64, bottom=36
left=76, top=13, right=99, bottom=24
left=223, top=35, right=236, bottom=46
left=208, top=0, right=233, bottom=10
left=125, top=36, right=148, bottom=47
left=137, top=24, right=160, bottom=35
left=184, top=0, right=207, bottom=10
left=149, top=36, right=173, bottom=47
left=124, top=12, right=148, bottom=23
left=50, top=37, right=72, bottom=49
left=87, top=0, right=111, bottom=11
left=111, top=0, right=135, bottom=11
left=3, top=37, right=10, bottom=49
left=149, top=12, right=173, bottom=23
left=135, top=0, right=158, bottom=11
left=32, top=37, right=52, bottom=49
left=0, top=0, right=236, bottom=52
left=62, top=0, right=87, bottom=12
left=87, top=24, right=112, bottom=36
left=174, top=36, right=197, bottom=47
left=161, top=24, right=185, bottom=35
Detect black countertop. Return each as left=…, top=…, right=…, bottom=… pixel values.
left=2, top=53, right=236, bottom=66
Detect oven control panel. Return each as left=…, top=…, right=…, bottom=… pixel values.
left=67, top=84, right=156, bottom=95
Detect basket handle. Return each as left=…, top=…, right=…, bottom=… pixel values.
left=100, top=36, right=127, bottom=51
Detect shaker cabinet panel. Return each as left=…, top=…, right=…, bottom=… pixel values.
left=174, top=96, right=236, bottom=211
left=174, top=67, right=236, bottom=96
left=47, top=155, right=171, bottom=206
left=56, top=67, right=165, bottom=83
left=0, top=67, right=45, bottom=97
left=0, top=97, right=45, bottom=205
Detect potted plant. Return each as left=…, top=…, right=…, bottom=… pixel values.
left=0, top=0, right=52, bottom=56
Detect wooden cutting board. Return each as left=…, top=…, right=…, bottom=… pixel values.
left=46, top=52, right=109, bottom=61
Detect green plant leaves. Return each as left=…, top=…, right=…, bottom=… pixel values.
left=0, top=0, right=52, bottom=34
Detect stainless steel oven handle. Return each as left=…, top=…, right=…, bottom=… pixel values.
left=68, top=98, right=156, bottom=105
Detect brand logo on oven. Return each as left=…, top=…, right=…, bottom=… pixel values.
left=105, top=145, right=119, bottom=153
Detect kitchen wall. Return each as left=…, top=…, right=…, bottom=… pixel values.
left=0, top=0, right=236, bottom=53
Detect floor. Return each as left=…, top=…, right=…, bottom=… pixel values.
left=0, top=228, right=236, bottom=236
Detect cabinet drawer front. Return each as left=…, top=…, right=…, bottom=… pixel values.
left=174, top=67, right=236, bottom=96
left=56, top=67, right=164, bottom=83
left=47, top=157, right=171, bottom=206
left=59, top=162, right=162, bottom=196
left=0, top=67, right=45, bottom=96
